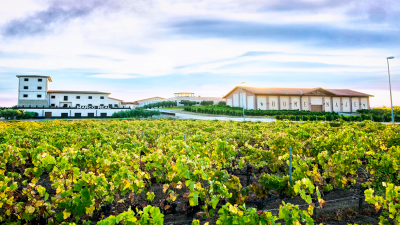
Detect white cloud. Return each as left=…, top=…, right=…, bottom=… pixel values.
left=88, top=74, right=138, bottom=79
left=1, top=0, right=400, bottom=107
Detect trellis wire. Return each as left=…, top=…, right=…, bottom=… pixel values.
left=163, top=194, right=366, bottom=225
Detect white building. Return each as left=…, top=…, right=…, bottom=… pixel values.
left=16, top=75, right=133, bottom=118
left=136, top=97, right=165, bottom=107
left=168, top=92, right=225, bottom=106
left=135, top=93, right=225, bottom=107
left=223, top=86, right=373, bottom=112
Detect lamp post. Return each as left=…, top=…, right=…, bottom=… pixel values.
left=387, top=56, right=395, bottom=123
left=240, top=82, right=245, bottom=121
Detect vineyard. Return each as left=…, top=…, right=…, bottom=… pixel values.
left=0, top=120, right=400, bottom=224
left=183, top=105, right=400, bottom=122
left=183, top=106, right=339, bottom=117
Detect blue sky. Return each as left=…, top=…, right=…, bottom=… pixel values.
left=0, top=0, right=399, bottom=107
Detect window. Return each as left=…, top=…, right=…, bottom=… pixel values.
left=51, top=104, right=55, bottom=107
left=51, top=96, right=55, bottom=99
left=23, top=94, right=28, bottom=98
left=37, top=86, right=42, bottom=90
left=76, top=96, right=80, bottom=99
left=24, top=78, right=29, bottom=81
left=64, top=96, right=68, bottom=101
left=100, top=96, right=104, bottom=99
left=88, top=96, right=92, bottom=99
left=24, top=86, right=28, bottom=89
left=37, top=94, right=42, bottom=98
left=100, top=104, right=104, bottom=106
left=38, top=79, right=42, bottom=82
left=76, top=104, right=80, bottom=107
left=109, top=104, right=113, bottom=108
left=63, top=104, right=68, bottom=108
left=88, top=104, right=93, bottom=107
left=114, top=104, right=118, bottom=107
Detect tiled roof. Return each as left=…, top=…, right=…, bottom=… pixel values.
left=223, top=86, right=373, bottom=98
left=48, top=90, right=110, bottom=94
left=16, top=75, right=52, bottom=82
left=109, top=97, right=123, bottom=102
left=122, top=101, right=139, bottom=105
left=325, top=89, right=373, bottom=97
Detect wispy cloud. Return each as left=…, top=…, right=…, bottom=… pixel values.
left=88, top=74, right=138, bottom=79
left=170, top=18, right=400, bottom=48
left=1, top=0, right=113, bottom=38
left=240, top=51, right=279, bottom=57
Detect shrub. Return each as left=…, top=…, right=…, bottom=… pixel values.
left=200, top=101, right=214, bottom=106
left=218, top=101, right=226, bottom=106
left=143, top=101, right=177, bottom=109
left=112, top=109, right=161, bottom=118
left=180, top=100, right=197, bottom=106
left=0, top=109, right=37, bottom=120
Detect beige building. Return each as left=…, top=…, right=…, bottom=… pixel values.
left=223, top=86, right=373, bottom=112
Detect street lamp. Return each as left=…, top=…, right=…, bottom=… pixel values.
left=240, top=82, right=245, bottom=121
left=387, top=56, right=395, bottom=123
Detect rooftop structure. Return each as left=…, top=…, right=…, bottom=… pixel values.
left=174, top=92, right=195, bottom=97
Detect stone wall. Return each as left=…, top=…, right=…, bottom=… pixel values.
left=18, top=100, right=49, bottom=107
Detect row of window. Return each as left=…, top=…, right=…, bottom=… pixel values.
left=23, top=86, right=42, bottom=90
left=52, top=96, right=105, bottom=100
left=22, top=95, right=108, bottom=100
left=23, top=78, right=43, bottom=82
left=23, top=94, right=42, bottom=98
left=51, top=104, right=119, bottom=108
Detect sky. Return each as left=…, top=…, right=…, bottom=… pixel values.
left=0, top=0, right=399, bottom=107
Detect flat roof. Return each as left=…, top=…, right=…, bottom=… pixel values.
left=16, top=75, right=52, bottom=82
left=48, top=90, right=110, bottom=94
left=223, top=86, right=373, bottom=98
left=174, top=92, right=194, bottom=94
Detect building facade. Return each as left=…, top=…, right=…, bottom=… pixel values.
left=136, top=97, right=166, bottom=107
left=16, top=75, right=132, bottom=118
left=134, top=93, right=225, bottom=107
left=167, top=92, right=224, bottom=107
left=223, top=87, right=373, bottom=112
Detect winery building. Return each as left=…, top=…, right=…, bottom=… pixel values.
left=136, top=97, right=165, bottom=107
left=16, top=75, right=133, bottom=118
left=168, top=92, right=224, bottom=106
left=134, top=93, right=225, bottom=107
left=223, top=87, right=373, bottom=112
